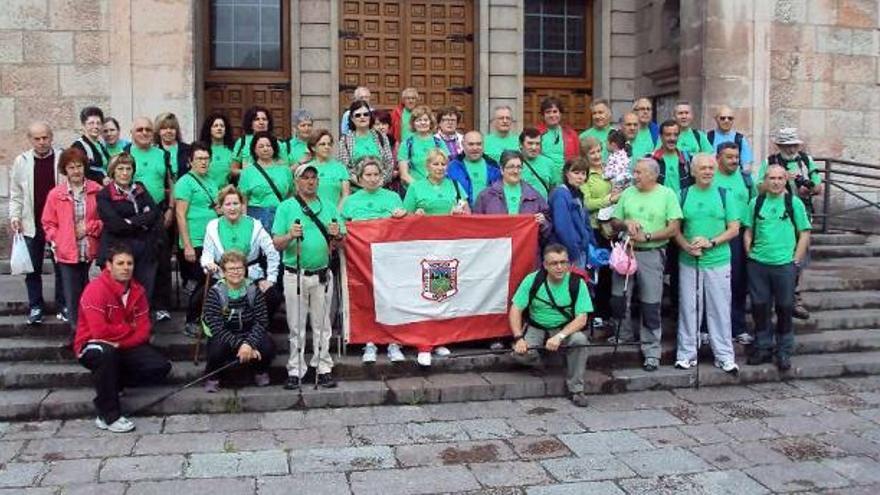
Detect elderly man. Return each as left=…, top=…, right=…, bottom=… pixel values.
left=484, top=105, right=519, bottom=162
left=673, top=101, right=713, bottom=155
left=273, top=163, right=345, bottom=390
left=675, top=154, right=740, bottom=373
left=756, top=128, right=821, bottom=320
left=707, top=105, right=754, bottom=172
left=713, top=142, right=756, bottom=344
left=620, top=112, right=640, bottom=157
left=650, top=120, right=693, bottom=196
left=519, top=127, right=555, bottom=198
left=9, top=122, right=66, bottom=324
left=391, top=87, right=420, bottom=144
left=510, top=243, right=592, bottom=407
left=610, top=158, right=683, bottom=371
left=340, top=86, right=371, bottom=137
left=447, top=131, right=502, bottom=206
left=631, top=97, right=659, bottom=159
left=579, top=99, right=614, bottom=160
left=744, top=164, right=811, bottom=371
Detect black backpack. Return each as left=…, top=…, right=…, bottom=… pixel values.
left=752, top=193, right=799, bottom=246
left=707, top=130, right=743, bottom=156
left=522, top=270, right=584, bottom=329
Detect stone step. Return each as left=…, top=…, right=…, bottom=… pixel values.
left=795, top=309, right=880, bottom=333
left=810, top=244, right=880, bottom=259
left=799, top=257, right=880, bottom=292
left=810, top=233, right=869, bottom=246
left=4, top=349, right=880, bottom=421
left=800, top=290, right=880, bottom=311
left=2, top=329, right=877, bottom=391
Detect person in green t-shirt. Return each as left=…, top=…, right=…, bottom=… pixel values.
left=199, top=113, right=235, bottom=188
left=484, top=105, right=520, bottom=162
left=610, top=157, right=683, bottom=370
left=632, top=98, right=658, bottom=161
left=619, top=112, right=640, bottom=157
left=519, top=127, right=556, bottom=198
left=307, top=129, right=350, bottom=209
left=510, top=243, right=592, bottom=407
left=403, top=149, right=469, bottom=216
left=102, top=117, right=129, bottom=159
left=238, top=131, right=294, bottom=232
left=272, top=163, right=345, bottom=390
left=578, top=99, right=613, bottom=161
left=287, top=109, right=314, bottom=166
left=398, top=105, right=446, bottom=185
left=232, top=106, right=286, bottom=175
left=673, top=154, right=740, bottom=373
left=667, top=101, right=713, bottom=155
left=337, top=101, right=394, bottom=186
left=652, top=120, right=693, bottom=196
left=173, top=143, right=220, bottom=335
left=743, top=163, right=812, bottom=371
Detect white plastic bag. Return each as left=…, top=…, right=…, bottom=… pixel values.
left=10, top=233, right=34, bottom=275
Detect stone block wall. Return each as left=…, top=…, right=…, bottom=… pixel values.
left=607, top=0, right=638, bottom=118
left=480, top=0, right=522, bottom=133
left=296, top=0, right=335, bottom=131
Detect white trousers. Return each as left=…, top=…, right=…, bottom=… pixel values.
left=283, top=271, right=334, bottom=377
left=677, top=263, right=735, bottom=364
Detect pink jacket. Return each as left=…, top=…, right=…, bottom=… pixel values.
left=41, top=180, right=103, bottom=264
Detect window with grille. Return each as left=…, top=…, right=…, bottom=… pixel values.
left=211, top=0, right=282, bottom=70
left=524, top=0, right=588, bottom=77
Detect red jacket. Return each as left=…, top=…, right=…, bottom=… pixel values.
left=74, top=269, right=151, bottom=354
left=41, top=180, right=103, bottom=264
left=390, top=103, right=406, bottom=143
left=536, top=123, right=580, bottom=163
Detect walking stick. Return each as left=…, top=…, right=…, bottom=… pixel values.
left=131, top=360, right=239, bottom=415
left=294, top=220, right=306, bottom=383
left=192, top=271, right=213, bottom=366
left=694, top=254, right=701, bottom=389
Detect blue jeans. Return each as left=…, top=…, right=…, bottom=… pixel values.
left=58, top=262, right=90, bottom=332
left=248, top=206, right=277, bottom=233
left=747, top=260, right=796, bottom=359
left=24, top=230, right=64, bottom=311
left=729, top=229, right=748, bottom=336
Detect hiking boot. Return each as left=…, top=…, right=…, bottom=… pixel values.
left=569, top=392, right=589, bottom=408
left=643, top=360, right=659, bottom=372
left=734, top=333, right=755, bottom=345
left=183, top=322, right=200, bottom=338
left=203, top=378, right=220, bottom=393
left=747, top=352, right=773, bottom=365
left=793, top=304, right=810, bottom=320
left=715, top=360, right=740, bottom=374
left=776, top=356, right=792, bottom=371
left=675, top=360, right=696, bottom=370
left=26, top=308, right=43, bottom=325
left=362, top=343, right=378, bottom=364
left=95, top=416, right=135, bottom=433
left=155, top=310, right=172, bottom=322
left=283, top=376, right=301, bottom=390
left=387, top=343, right=406, bottom=363
left=56, top=307, right=69, bottom=322
left=417, top=352, right=432, bottom=367
left=317, top=373, right=337, bottom=388
left=254, top=373, right=270, bottom=387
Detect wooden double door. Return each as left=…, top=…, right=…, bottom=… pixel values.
left=338, top=0, right=476, bottom=130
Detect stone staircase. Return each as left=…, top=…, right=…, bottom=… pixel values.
left=0, top=233, right=879, bottom=421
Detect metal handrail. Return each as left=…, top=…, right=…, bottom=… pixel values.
left=812, top=157, right=880, bottom=233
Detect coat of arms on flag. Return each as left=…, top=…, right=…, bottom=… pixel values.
left=421, top=259, right=459, bottom=302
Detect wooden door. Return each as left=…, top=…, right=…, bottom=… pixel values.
left=339, top=0, right=475, bottom=130
left=202, top=0, right=291, bottom=139
left=523, top=0, right=593, bottom=132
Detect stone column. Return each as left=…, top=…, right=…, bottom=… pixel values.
left=482, top=0, right=522, bottom=133
left=296, top=0, right=336, bottom=131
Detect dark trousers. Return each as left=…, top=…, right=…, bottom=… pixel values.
left=747, top=260, right=796, bottom=359
left=134, top=258, right=158, bottom=303
left=592, top=235, right=612, bottom=319
left=206, top=331, right=275, bottom=375
left=58, top=262, right=90, bottom=333
left=729, top=230, right=748, bottom=336
left=152, top=227, right=173, bottom=312
left=79, top=342, right=171, bottom=423
left=24, top=229, right=64, bottom=311
left=178, top=247, right=206, bottom=324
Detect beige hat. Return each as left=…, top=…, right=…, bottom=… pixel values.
left=294, top=163, right=318, bottom=178
left=774, top=127, right=803, bottom=145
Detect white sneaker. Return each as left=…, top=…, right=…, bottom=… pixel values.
left=674, top=360, right=693, bottom=370
left=735, top=333, right=754, bottom=345
left=155, top=310, right=171, bottom=322
left=716, top=360, right=740, bottom=374
left=387, top=343, right=405, bottom=362
left=433, top=346, right=451, bottom=357
left=417, top=352, right=432, bottom=367
left=591, top=317, right=605, bottom=329
left=95, top=416, right=135, bottom=433
left=362, top=343, right=378, bottom=364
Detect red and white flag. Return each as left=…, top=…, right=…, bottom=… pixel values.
left=342, top=215, right=539, bottom=348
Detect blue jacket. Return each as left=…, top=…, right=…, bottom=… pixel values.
left=446, top=154, right=502, bottom=207
left=548, top=185, right=593, bottom=264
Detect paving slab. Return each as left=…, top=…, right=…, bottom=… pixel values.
left=507, top=436, right=573, bottom=460
left=685, top=470, right=770, bottom=495
left=351, top=423, right=414, bottom=446
left=540, top=455, right=636, bottom=482
left=394, top=439, right=516, bottom=467
left=125, top=478, right=256, bottom=495
left=39, top=457, right=101, bottom=486
left=256, top=472, right=350, bottom=495
left=348, top=465, right=480, bottom=495
left=745, top=460, right=851, bottom=492
left=457, top=418, right=519, bottom=440
left=99, top=454, right=184, bottom=482
left=570, top=409, right=683, bottom=431
left=133, top=431, right=227, bottom=455
left=822, top=456, right=880, bottom=484
left=0, top=440, right=23, bottom=464
left=619, top=447, right=712, bottom=477
left=274, top=426, right=352, bottom=450
left=185, top=449, right=288, bottom=478
left=59, top=482, right=127, bottom=495
left=20, top=434, right=136, bottom=461
left=289, top=445, right=396, bottom=473
left=0, top=462, right=46, bottom=488
left=506, top=414, right=587, bottom=436
left=0, top=420, right=59, bottom=440
left=634, top=426, right=699, bottom=448
left=405, top=421, right=469, bottom=443
left=469, top=460, right=553, bottom=487
left=558, top=430, right=653, bottom=456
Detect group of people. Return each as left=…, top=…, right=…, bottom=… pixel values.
left=8, top=87, right=819, bottom=430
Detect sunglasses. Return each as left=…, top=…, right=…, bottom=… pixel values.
left=353, top=112, right=371, bottom=118
left=135, top=127, right=153, bottom=133
left=718, top=116, right=734, bottom=121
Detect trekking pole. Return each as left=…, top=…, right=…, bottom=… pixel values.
left=446, top=341, right=640, bottom=359
left=192, top=271, right=213, bottom=366
left=131, top=360, right=239, bottom=415
left=694, top=253, right=701, bottom=389
left=294, top=219, right=306, bottom=384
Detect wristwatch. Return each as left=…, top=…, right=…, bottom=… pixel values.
left=645, top=232, right=653, bottom=241
left=709, top=239, right=717, bottom=248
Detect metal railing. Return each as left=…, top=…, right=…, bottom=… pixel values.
left=813, top=157, right=880, bottom=234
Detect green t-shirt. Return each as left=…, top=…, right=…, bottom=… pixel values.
left=233, top=134, right=289, bottom=167
left=313, top=159, right=350, bottom=207
left=743, top=194, right=811, bottom=266
left=756, top=154, right=822, bottom=189
left=679, top=185, right=738, bottom=268
left=217, top=215, right=254, bottom=255
left=631, top=127, right=655, bottom=162
left=540, top=127, right=565, bottom=179
left=397, top=134, right=444, bottom=182
left=208, top=144, right=233, bottom=188
left=613, top=185, right=683, bottom=249
left=483, top=132, right=519, bottom=162
left=105, top=141, right=126, bottom=157
left=352, top=134, right=381, bottom=165
left=521, top=155, right=555, bottom=198
left=174, top=173, right=219, bottom=248
left=658, top=152, right=686, bottom=196
left=403, top=178, right=464, bottom=216
left=271, top=196, right=344, bottom=270
left=341, top=188, right=404, bottom=221
left=130, top=145, right=168, bottom=204
left=400, top=108, right=413, bottom=143
left=503, top=182, right=522, bottom=215
left=238, top=162, right=293, bottom=208
left=286, top=138, right=309, bottom=165
left=512, top=272, right=593, bottom=329
left=464, top=158, right=489, bottom=200
left=712, top=170, right=756, bottom=223
left=579, top=126, right=612, bottom=161
left=664, top=128, right=713, bottom=155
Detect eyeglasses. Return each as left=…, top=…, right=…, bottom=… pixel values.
left=135, top=127, right=153, bottom=133
left=353, top=112, right=371, bottom=118
left=224, top=266, right=246, bottom=273
left=440, top=117, right=458, bottom=123
left=504, top=165, right=523, bottom=170
left=718, top=116, right=734, bottom=121
left=634, top=107, right=651, bottom=111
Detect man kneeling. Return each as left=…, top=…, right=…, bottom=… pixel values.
left=510, top=243, right=592, bottom=407
left=202, top=251, right=276, bottom=392
left=75, top=245, right=171, bottom=433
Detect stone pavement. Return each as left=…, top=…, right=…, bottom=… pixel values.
left=3, top=377, right=880, bottom=494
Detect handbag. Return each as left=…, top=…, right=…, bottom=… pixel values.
left=10, top=233, right=34, bottom=275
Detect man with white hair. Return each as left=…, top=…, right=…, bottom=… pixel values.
left=674, top=154, right=740, bottom=373
left=707, top=105, right=754, bottom=172
left=631, top=97, right=659, bottom=159
left=610, top=157, right=683, bottom=371
left=673, top=101, right=713, bottom=155
left=484, top=105, right=519, bottom=162
left=340, top=86, right=371, bottom=137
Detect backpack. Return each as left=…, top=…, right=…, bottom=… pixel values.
left=680, top=184, right=728, bottom=210
left=707, top=130, right=743, bottom=157
left=652, top=149, right=693, bottom=190
left=201, top=279, right=259, bottom=338
left=767, top=151, right=818, bottom=193
left=522, top=269, right=585, bottom=329
left=751, top=193, right=799, bottom=247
